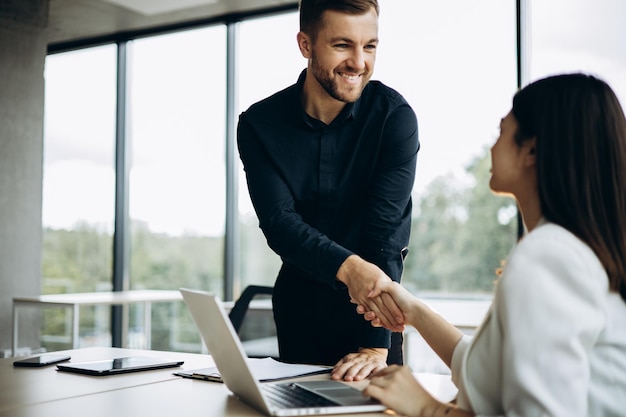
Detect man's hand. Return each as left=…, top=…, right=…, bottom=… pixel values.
left=357, top=280, right=415, bottom=330
left=331, top=347, right=388, bottom=381
left=336, top=255, right=404, bottom=331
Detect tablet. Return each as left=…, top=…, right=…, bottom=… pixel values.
left=14, top=354, right=71, bottom=367
left=56, top=356, right=184, bottom=376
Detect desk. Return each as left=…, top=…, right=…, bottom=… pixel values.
left=12, top=290, right=184, bottom=356
left=0, top=347, right=457, bottom=417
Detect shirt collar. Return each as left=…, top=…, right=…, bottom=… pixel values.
left=295, top=69, right=360, bottom=127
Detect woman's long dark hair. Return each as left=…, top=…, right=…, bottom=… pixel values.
left=512, top=73, right=626, bottom=302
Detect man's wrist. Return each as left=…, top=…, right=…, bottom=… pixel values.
left=336, top=254, right=361, bottom=285
left=358, top=347, right=388, bottom=361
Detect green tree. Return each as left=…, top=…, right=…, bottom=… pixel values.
left=41, top=221, right=225, bottom=351
left=404, top=147, right=517, bottom=295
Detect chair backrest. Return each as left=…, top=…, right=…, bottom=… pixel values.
left=228, top=285, right=274, bottom=332
left=228, top=285, right=278, bottom=359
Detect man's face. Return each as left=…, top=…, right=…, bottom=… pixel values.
left=306, top=8, right=378, bottom=103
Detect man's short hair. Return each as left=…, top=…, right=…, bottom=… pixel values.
left=299, top=0, right=379, bottom=40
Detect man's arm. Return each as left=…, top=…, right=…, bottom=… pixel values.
left=358, top=103, right=419, bottom=282
left=343, top=103, right=419, bottom=332
left=237, top=114, right=353, bottom=285
left=332, top=103, right=419, bottom=380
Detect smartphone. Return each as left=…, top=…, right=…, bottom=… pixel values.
left=13, top=354, right=71, bottom=368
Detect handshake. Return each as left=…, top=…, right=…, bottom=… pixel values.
left=352, top=280, right=412, bottom=333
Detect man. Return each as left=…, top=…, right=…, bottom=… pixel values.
left=237, top=0, right=419, bottom=382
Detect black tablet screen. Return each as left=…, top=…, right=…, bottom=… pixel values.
left=56, top=356, right=183, bottom=376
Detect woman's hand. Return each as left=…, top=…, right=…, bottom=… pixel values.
left=356, top=281, right=415, bottom=330
left=363, top=365, right=439, bottom=417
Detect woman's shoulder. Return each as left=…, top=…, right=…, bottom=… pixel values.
left=517, top=221, right=598, bottom=262
left=503, top=220, right=608, bottom=293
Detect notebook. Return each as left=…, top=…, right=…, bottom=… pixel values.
left=175, top=356, right=332, bottom=382
left=179, top=288, right=387, bottom=416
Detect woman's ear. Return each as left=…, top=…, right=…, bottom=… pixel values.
left=297, top=31, right=312, bottom=59
left=524, top=137, right=537, bottom=167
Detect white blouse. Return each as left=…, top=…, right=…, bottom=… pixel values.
left=450, top=221, right=626, bottom=416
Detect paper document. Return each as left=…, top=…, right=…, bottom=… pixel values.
left=174, top=357, right=332, bottom=383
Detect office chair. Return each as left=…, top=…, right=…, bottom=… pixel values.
left=229, top=285, right=279, bottom=359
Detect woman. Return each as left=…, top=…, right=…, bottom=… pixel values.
left=357, top=73, right=626, bottom=416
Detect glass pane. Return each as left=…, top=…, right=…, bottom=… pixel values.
left=127, top=26, right=227, bottom=351
left=376, top=0, right=519, bottom=297
left=529, top=0, right=626, bottom=105
left=42, top=45, right=117, bottom=350
left=237, top=12, right=302, bottom=295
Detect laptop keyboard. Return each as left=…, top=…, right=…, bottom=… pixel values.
left=262, top=383, right=338, bottom=409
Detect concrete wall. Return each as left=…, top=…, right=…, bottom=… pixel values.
left=0, top=0, right=49, bottom=356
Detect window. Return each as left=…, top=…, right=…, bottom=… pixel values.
left=40, top=1, right=626, bottom=355
left=236, top=12, right=302, bottom=293
left=376, top=0, right=519, bottom=297
left=235, top=2, right=519, bottom=300
left=42, top=45, right=117, bottom=349
left=529, top=0, right=626, bottom=104
left=127, top=26, right=227, bottom=350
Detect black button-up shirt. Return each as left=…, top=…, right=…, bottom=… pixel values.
left=237, top=69, right=419, bottom=365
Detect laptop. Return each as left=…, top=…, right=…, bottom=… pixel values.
left=179, top=288, right=387, bottom=416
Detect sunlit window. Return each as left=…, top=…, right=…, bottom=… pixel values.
left=236, top=2, right=519, bottom=300
left=529, top=0, right=626, bottom=104
left=376, top=0, right=518, bottom=297
left=40, top=0, right=626, bottom=356
left=127, top=26, right=227, bottom=350
left=42, top=45, right=117, bottom=349
left=236, top=12, right=302, bottom=294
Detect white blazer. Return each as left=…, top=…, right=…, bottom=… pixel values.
left=450, top=220, right=626, bottom=416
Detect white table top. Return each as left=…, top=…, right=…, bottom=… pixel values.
left=12, top=290, right=183, bottom=306
left=11, top=290, right=272, bottom=310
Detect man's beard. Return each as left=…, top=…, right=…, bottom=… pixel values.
left=310, top=51, right=369, bottom=103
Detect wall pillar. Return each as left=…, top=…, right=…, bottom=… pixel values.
left=0, top=0, right=49, bottom=356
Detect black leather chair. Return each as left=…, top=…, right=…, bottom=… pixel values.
left=229, top=285, right=279, bottom=359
